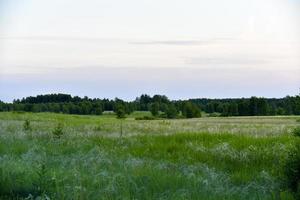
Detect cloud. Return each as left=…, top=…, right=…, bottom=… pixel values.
left=185, top=56, right=271, bottom=65
left=130, top=37, right=236, bottom=46
left=0, top=36, right=237, bottom=46
left=0, top=36, right=119, bottom=42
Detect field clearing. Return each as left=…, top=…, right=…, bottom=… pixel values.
left=0, top=112, right=300, bottom=199
left=0, top=112, right=298, bottom=137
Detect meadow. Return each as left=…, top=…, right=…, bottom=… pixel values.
left=0, top=112, right=299, bottom=199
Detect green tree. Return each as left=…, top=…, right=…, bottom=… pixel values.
left=229, top=102, right=239, bottom=116
left=62, top=104, right=70, bottom=114
left=94, top=107, right=103, bottom=115
left=166, top=104, right=178, bottom=119
left=221, top=103, right=230, bottom=117
left=257, top=98, right=269, bottom=115
left=249, top=97, right=258, bottom=116
left=150, top=102, right=159, bottom=116
left=182, top=101, right=201, bottom=118
left=237, top=100, right=250, bottom=116
left=115, top=104, right=126, bottom=118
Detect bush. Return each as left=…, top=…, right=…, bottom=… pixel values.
left=115, top=104, right=126, bottom=119
left=292, top=127, right=300, bottom=137
left=52, top=123, right=64, bottom=138
left=135, top=116, right=156, bottom=120
left=208, top=112, right=221, bottom=117
left=12, top=111, right=25, bottom=114
left=284, top=142, right=300, bottom=198
left=23, top=119, right=31, bottom=131
left=159, top=113, right=167, bottom=118
left=182, top=101, right=201, bottom=118
left=166, top=104, right=178, bottom=119
left=150, top=102, right=159, bottom=116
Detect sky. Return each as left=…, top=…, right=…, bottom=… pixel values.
left=0, top=0, right=299, bottom=102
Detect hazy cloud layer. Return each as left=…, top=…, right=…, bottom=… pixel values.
left=130, top=38, right=236, bottom=46
left=0, top=36, right=122, bottom=42
left=185, top=56, right=270, bottom=65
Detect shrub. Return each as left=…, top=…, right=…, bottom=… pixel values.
left=208, top=112, right=221, bottom=117
left=115, top=104, right=126, bottom=119
left=159, top=113, right=167, bottom=118
left=12, top=111, right=25, bottom=114
left=23, top=119, right=31, bottom=131
left=52, top=123, right=64, bottom=138
left=150, top=102, right=159, bottom=116
left=292, top=127, right=300, bottom=137
left=135, top=116, right=156, bottom=120
left=35, top=162, right=48, bottom=194
left=182, top=101, right=201, bottom=118
left=284, top=142, right=300, bottom=198
left=166, top=104, right=178, bottom=119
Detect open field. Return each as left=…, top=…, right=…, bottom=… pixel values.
left=0, top=112, right=300, bottom=199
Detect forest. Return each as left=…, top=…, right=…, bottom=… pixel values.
left=0, top=93, right=299, bottom=118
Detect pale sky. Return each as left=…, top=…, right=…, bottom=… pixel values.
left=0, top=0, right=299, bottom=102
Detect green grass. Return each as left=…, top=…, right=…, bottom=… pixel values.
left=0, top=112, right=299, bottom=199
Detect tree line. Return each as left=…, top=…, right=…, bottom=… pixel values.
left=190, top=95, right=300, bottom=116
left=0, top=93, right=299, bottom=118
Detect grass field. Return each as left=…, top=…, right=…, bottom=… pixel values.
left=0, top=112, right=300, bottom=199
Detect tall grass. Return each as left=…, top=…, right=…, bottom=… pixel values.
left=0, top=112, right=299, bottom=199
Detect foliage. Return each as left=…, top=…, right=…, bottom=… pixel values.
left=292, top=127, right=300, bottom=137
left=34, top=162, right=51, bottom=196
left=182, top=101, right=201, bottom=118
left=135, top=116, right=156, bottom=120
left=150, top=102, right=159, bottom=116
left=115, top=104, right=126, bottom=119
left=23, top=119, right=31, bottom=131
left=166, top=104, right=178, bottom=119
left=284, top=141, right=300, bottom=198
left=52, top=123, right=64, bottom=138
left=191, top=95, right=300, bottom=116
left=1, top=93, right=299, bottom=117
left=208, top=112, right=221, bottom=117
